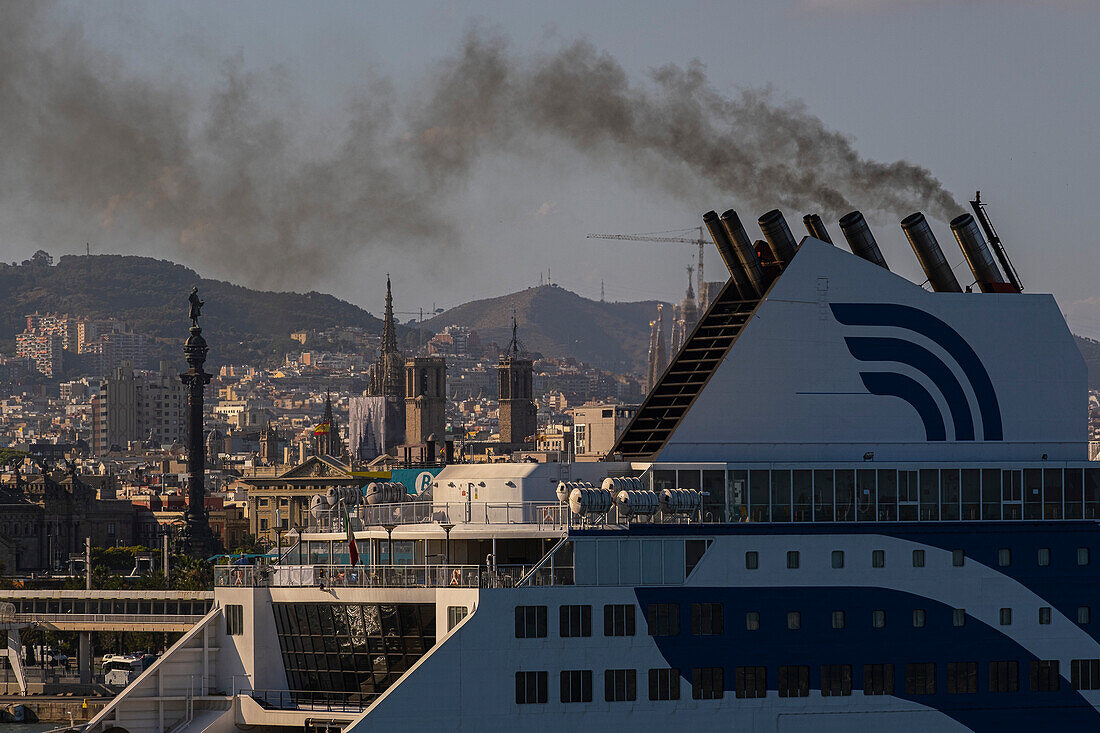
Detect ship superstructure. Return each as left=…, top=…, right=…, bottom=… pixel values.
left=83, top=204, right=1099, bottom=733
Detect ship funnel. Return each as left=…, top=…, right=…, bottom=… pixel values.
left=758, top=209, right=798, bottom=267
left=950, top=213, right=1007, bottom=293
left=720, top=209, right=768, bottom=297
left=702, top=210, right=753, bottom=298
left=901, top=212, right=962, bottom=292
left=803, top=214, right=834, bottom=245
left=838, top=211, right=889, bottom=269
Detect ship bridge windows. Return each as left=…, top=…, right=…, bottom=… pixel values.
left=813, top=470, right=834, bottom=522
left=1024, top=469, right=1043, bottom=519
left=835, top=470, right=855, bottom=521
left=941, top=470, right=960, bottom=521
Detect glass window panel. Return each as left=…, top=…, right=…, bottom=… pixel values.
left=701, top=470, right=727, bottom=522
left=940, top=469, right=960, bottom=521
left=835, top=470, right=854, bottom=522
left=982, top=469, right=1001, bottom=520
left=1044, top=469, right=1063, bottom=520
left=728, top=470, right=748, bottom=522
left=1024, top=469, right=1043, bottom=519
left=1085, top=470, right=1100, bottom=519
left=877, top=470, right=897, bottom=521
left=654, top=471, right=676, bottom=492
left=814, top=470, right=834, bottom=522
left=919, top=470, right=939, bottom=521
left=771, top=470, right=792, bottom=522
left=677, top=470, right=701, bottom=491
left=1066, top=469, right=1084, bottom=520
left=857, top=470, right=876, bottom=521
left=792, top=470, right=812, bottom=522
left=961, top=469, right=980, bottom=521
left=749, top=470, right=770, bottom=522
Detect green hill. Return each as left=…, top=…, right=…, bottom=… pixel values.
left=0, top=254, right=388, bottom=369
left=422, top=284, right=666, bottom=374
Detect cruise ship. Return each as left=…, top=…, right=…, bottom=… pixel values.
left=82, top=201, right=1099, bottom=732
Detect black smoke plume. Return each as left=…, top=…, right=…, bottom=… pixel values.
left=0, top=9, right=959, bottom=290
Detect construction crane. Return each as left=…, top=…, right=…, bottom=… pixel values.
left=586, top=228, right=709, bottom=304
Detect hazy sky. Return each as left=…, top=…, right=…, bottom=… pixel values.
left=3, top=0, right=1099, bottom=336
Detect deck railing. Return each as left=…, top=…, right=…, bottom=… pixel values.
left=309, top=501, right=573, bottom=532
left=249, top=688, right=377, bottom=713
left=215, top=563, right=574, bottom=589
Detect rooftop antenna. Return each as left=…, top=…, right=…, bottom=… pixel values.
left=970, top=191, right=1023, bottom=293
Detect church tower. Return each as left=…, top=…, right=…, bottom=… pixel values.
left=368, top=276, right=405, bottom=401
left=315, top=392, right=342, bottom=457
left=498, top=314, right=536, bottom=445
left=405, top=357, right=446, bottom=446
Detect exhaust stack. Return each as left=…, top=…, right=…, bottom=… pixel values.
left=803, top=214, right=834, bottom=245
left=758, top=209, right=798, bottom=267
left=901, top=212, right=962, bottom=293
left=702, top=210, right=753, bottom=298
left=838, top=211, right=889, bottom=269
left=950, top=213, right=1008, bottom=293
left=720, top=209, right=768, bottom=297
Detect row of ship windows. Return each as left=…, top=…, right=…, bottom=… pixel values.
left=516, top=602, right=1094, bottom=639
left=673, top=467, right=1100, bottom=522
left=752, top=547, right=1091, bottom=570
left=516, top=659, right=1100, bottom=704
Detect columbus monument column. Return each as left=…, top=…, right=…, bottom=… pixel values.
left=179, top=287, right=219, bottom=555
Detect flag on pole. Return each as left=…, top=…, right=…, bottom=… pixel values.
left=344, top=505, right=360, bottom=566
left=313, top=422, right=330, bottom=435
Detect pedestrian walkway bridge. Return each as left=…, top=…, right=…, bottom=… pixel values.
left=0, top=590, right=213, bottom=632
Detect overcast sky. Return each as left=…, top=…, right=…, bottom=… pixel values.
left=3, top=0, right=1098, bottom=336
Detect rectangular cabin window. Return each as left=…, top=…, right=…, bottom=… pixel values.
left=821, top=665, right=853, bottom=696
left=1030, top=660, right=1060, bottom=692
left=515, top=606, right=547, bottom=638
left=947, top=662, right=977, bottom=694
left=515, top=671, right=547, bottom=704
left=831, top=550, right=845, bottom=569
left=998, top=548, right=1011, bottom=567
left=1079, top=548, right=1091, bottom=566
left=913, top=550, right=925, bottom=567
left=994, top=660, right=1016, bottom=695
left=745, top=612, right=760, bottom=631
left=728, top=470, right=747, bottom=520
left=702, top=470, right=727, bottom=522
left=648, top=668, right=680, bottom=700
left=447, top=606, right=468, bottom=630
left=1088, top=469, right=1100, bottom=519
left=913, top=609, right=926, bottom=628
left=225, top=604, right=244, bottom=636
left=694, top=667, right=725, bottom=700
left=690, top=603, right=723, bottom=635
left=646, top=603, right=679, bottom=637
left=787, top=550, right=800, bottom=569
left=905, top=663, right=936, bottom=695
left=745, top=551, right=759, bottom=570
left=603, top=669, right=636, bottom=702
left=604, top=604, right=635, bottom=637
left=560, top=605, right=591, bottom=638
left=863, top=664, right=894, bottom=695
left=559, top=670, right=592, bottom=703
left=872, top=610, right=885, bottom=629
left=953, top=549, right=966, bottom=567
left=872, top=550, right=885, bottom=568
left=777, top=665, right=809, bottom=697
left=1080, top=607, right=1092, bottom=625
left=788, top=612, right=801, bottom=630
left=1071, top=659, right=1100, bottom=690
left=1039, top=607, right=1052, bottom=625
left=832, top=610, right=846, bottom=629
left=1000, top=608, right=1012, bottom=626
left=734, top=666, right=766, bottom=699
left=953, top=609, right=966, bottom=627
left=1038, top=548, right=1051, bottom=567
left=899, top=471, right=920, bottom=521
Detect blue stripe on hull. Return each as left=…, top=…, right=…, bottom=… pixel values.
left=634, top=584, right=1100, bottom=732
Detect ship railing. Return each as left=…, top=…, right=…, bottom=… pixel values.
left=308, top=501, right=572, bottom=532
left=248, top=688, right=377, bottom=713
left=214, top=563, right=575, bottom=588
left=215, top=563, right=481, bottom=588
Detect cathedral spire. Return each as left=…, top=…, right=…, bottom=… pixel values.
left=382, top=274, right=398, bottom=354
